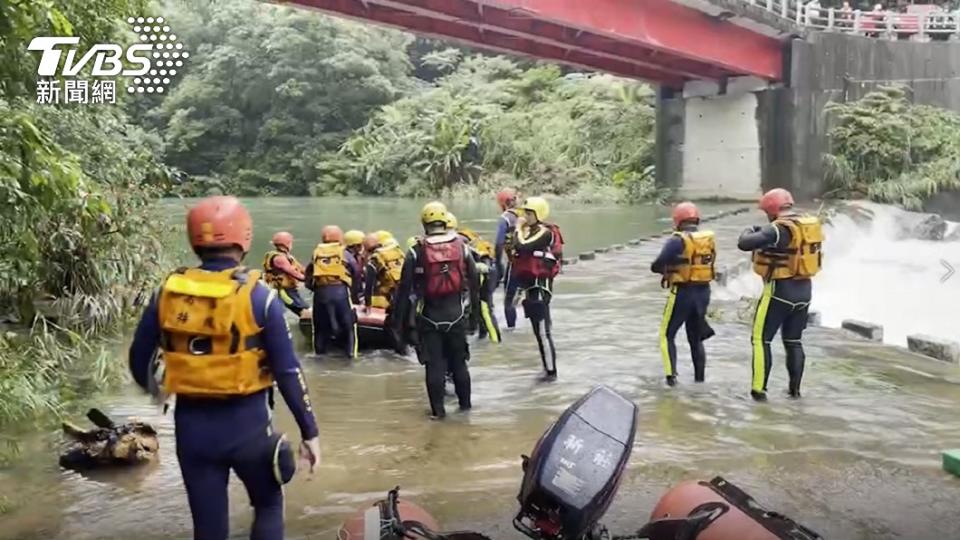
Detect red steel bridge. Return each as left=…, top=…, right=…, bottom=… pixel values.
left=277, top=0, right=787, bottom=88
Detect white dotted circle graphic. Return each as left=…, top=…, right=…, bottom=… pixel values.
left=153, top=78, right=161, bottom=84
left=170, top=70, right=177, bottom=76
left=127, top=86, right=135, bottom=93
left=163, top=52, right=170, bottom=58
left=182, top=52, right=189, bottom=58
left=153, top=52, right=160, bottom=58
left=150, top=35, right=157, bottom=41
left=157, top=87, right=165, bottom=93
left=157, top=17, right=165, bottom=23
left=140, top=35, right=148, bottom=41
left=137, top=87, right=144, bottom=93
left=136, top=17, right=144, bottom=23
left=163, top=78, right=170, bottom=84
left=146, top=17, right=154, bottom=23
left=127, top=16, right=188, bottom=97
left=175, top=61, right=183, bottom=67
left=133, top=77, right=141, bottom=84
left=149, top=69, right=156, bottom=75
left=128, top=17, right=135, bottom=23
left=172, top=52, right=179, bottom=59
left=170, top=35, right=177, bottom=41
left=175, top=43, right=183, bottom=50
left=133, top=25, right=141, bottom=32
left=147, top=87, right=155, bottom=93
left=159, top=69, right=167, bottom=76
left=163, top=26, right=171, bottom=32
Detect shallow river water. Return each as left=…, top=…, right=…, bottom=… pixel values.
left=2, top=198, right=959, bottom=540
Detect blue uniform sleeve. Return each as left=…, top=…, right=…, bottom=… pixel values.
left=364, top=261, right=377, bottom=307
left=128, top=293, right=161, bottom=391
left=738, top=223, right=788, bottom=251
left=494, top=217, right=509, bottom=263
left=254, top=284, right=320, bottom=440
left=651, top=236, right=684, bottom=274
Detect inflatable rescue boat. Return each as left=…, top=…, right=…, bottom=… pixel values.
left=339, top=386, right=823, bottom=540
left=297, top=306, right=393, bottom=351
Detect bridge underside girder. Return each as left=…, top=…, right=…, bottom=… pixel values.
left=282, top=0, right=785, bottom=87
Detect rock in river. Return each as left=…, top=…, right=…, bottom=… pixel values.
left=59, top=408, right=159, bottom=470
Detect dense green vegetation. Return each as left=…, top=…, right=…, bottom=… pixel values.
left=144, top=1, right=658, bottom=202
left=0, top=0, right=170, bottom=436
left=823, top=87, right=960, bottom=209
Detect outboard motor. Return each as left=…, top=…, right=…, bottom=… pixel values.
left=514, top=385, right=638, bottom=540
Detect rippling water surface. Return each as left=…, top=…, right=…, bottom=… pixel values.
left=2, top=199, right=959, bottom=540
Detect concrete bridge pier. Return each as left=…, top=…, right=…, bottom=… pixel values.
left=657, top=32, right=960, bottom=202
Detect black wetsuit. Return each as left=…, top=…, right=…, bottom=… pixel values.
left=513, top=223, right=558, bottom=377
left=651, top=226, right=714, bottom=384
left=393, top=234, right=480, bottom=418
left=738, top=218, right=812, bottom=399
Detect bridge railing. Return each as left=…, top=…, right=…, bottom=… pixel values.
left=740, top=0, right=960, bottom=40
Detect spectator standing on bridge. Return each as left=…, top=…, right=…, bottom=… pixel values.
left=805, top=0, right=822, bottom=26
left=651, top=202, right=716, bottom=387
left=738, top=189, right=824, bottom=402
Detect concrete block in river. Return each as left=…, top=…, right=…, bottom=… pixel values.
left=714, top=268, right=729, bottom=287
left=612, top=244, right=625, bottom=250
left=907, top=334, right=960, bottom=364
left=562, top=258, right=578, bottom=266
left=943, top=449, right=960, bottom=477
left=578, top=252, right=596, bottom=261
left=595, top=246, right=610, bottom=254
left=841, top=319, right=883, bottom=341
left=661, top=228, right=674, bottom=235
left=806, top=311, right=821, bottom=327
left=628, top=239, right=642, bottom=246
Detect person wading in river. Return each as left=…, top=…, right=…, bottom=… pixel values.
left=262, top=231, right=309, bottom=316
left=738, top=188, right=824, bottom=401
left=304, top=225, right=361, bottom=358
left=494, top=187, right=522, bottom=329
left=511, top=196, right=564, bottom=380
left=393, top=202, right=480, bottom=419
left=343, top=229, right=366, bottom=304
left=651, top=202, right=716, bottom=386
left=128, top=195, right=320, bottom=540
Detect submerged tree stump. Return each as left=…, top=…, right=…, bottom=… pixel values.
left=59, top=409, right=159, bottom=470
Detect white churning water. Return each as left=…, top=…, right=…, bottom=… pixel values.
left=724, top=201, right=960, bottom=346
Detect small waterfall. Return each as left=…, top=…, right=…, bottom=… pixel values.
left=722, top=202, right=960, bottom=346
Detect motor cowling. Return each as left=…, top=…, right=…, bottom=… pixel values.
left=514, top=385, right=638, bottom=540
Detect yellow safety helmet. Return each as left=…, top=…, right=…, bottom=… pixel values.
left=344, top=229, right=365, bottom=247
left=474, top=239, right=495, bottom=259
left=521, top=196, right=550, bottom=222
left=420, top=201, right=448, bottom=225
left=374, top=230, right=394, bottom=245
left=406, top=236, right=419, bottom=250
left=445, top=212, right=458, bottom=230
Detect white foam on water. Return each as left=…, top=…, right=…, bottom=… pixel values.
left=722, top=202, right=960, bottom=346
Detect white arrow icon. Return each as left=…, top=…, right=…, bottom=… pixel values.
left=941, top=260, right=955, bottom=283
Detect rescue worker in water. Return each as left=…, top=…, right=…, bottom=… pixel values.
left=494, top=187, right=521, bottom=328
left=343, top=229, right=366, bottom=304
left=651, top=202, right=716, bottom=386
left=512, top=196, right=564, bottom=380
left=738, top=188, right=824, bottom=401
left=262, top=231, right=309, bottom=316
left=364, top=230, right=404, bottom=311
left=128, top=196, right=321, bottom=540
left=393, top=201, right=480, bottom=419
left=304, top=225, right=362, bottom=358
left=447, top=212, right=501, bottom=343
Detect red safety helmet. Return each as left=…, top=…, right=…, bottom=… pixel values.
left=672, top=201, right=700, bottom=227
left=321, top=225, right=344, bottom=243
left=759, top=188, right=794, bottom=219
left=496, top=188, right=518, bottom=211
left=271, top=231, right=294, bottom=251
left=186, top=196, right=253, bottom=252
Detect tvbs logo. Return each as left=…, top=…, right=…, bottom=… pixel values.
left=28, top=16, right=189, bottom=103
